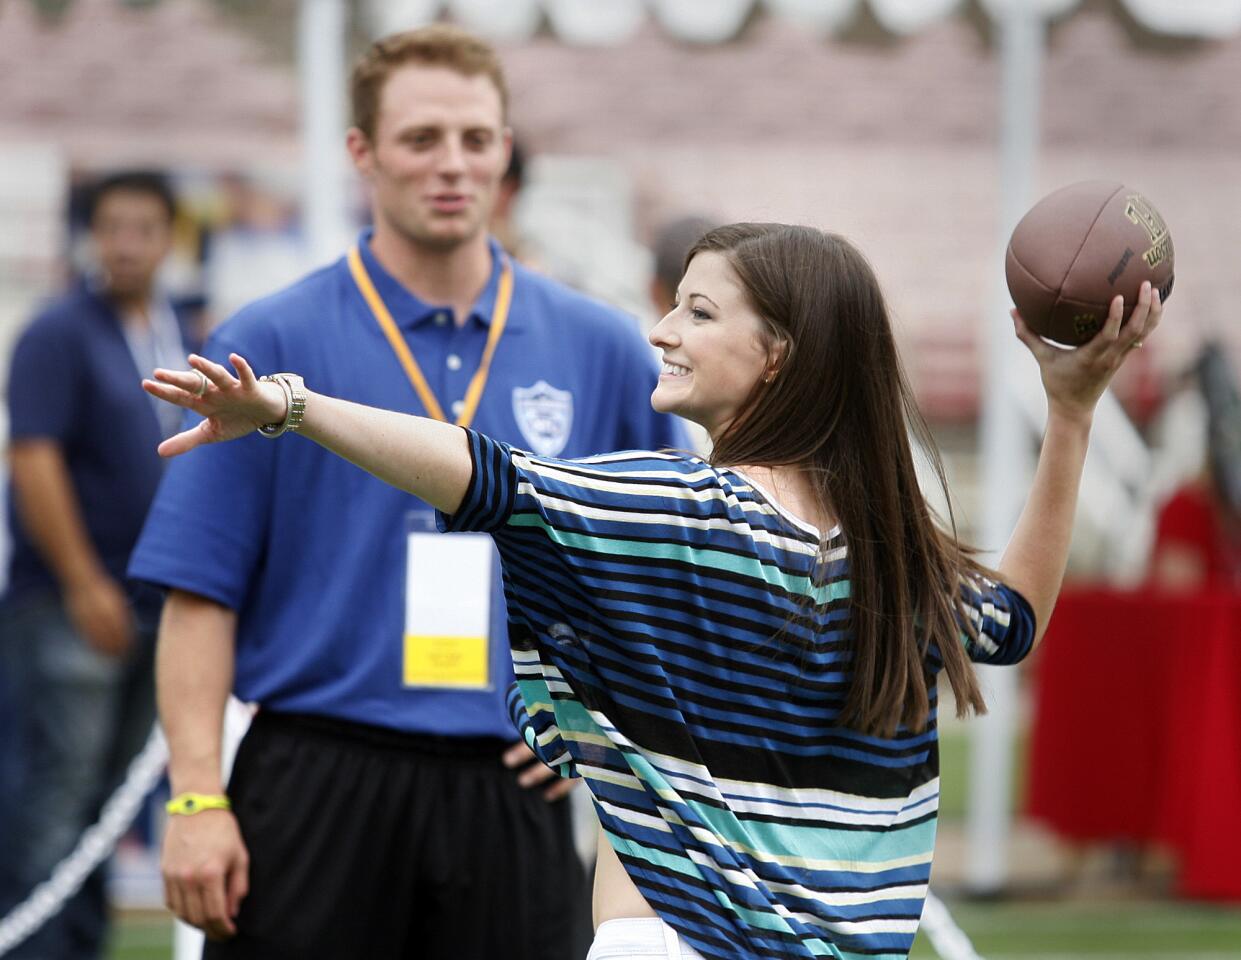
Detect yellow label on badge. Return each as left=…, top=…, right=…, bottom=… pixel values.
left=404, top=523, right=493, bottom=691
left=403, top=634, right=489, bottom=689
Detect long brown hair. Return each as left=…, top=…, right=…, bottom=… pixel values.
left=688, top=223, right=987, bottom=737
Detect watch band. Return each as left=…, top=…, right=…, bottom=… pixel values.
left=257, top=373, right=306, bottom=438
left=166, top=792, right=232, bottom=816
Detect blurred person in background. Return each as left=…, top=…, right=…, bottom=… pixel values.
left=201, top=172, right=304, bottom=325
left=0, top=170, right=197, bottom=959
left=489, top=135, right=526, bottom=258
left=647, top=214, right=718, bottom=320
left=128, top=24, right=682, bottom=960
left=1149, top=342, right=1241, bottom=590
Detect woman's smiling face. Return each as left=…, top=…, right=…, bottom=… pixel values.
left=648, top=251, right=775, bottom=440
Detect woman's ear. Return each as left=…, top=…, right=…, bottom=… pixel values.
left=764, top=336, right=790, bottom=383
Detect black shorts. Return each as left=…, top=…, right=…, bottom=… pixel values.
left=204, top=710, right=591, bottom=960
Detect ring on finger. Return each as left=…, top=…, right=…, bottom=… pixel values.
left=1128, top=339, right=1144, bottom=350
left=193, top=370, right=209, bottom=397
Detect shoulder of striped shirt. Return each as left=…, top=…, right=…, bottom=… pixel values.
left=509, top=453, right=836, bottom=546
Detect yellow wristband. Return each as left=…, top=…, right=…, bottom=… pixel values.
left=165, top=792, right=231, bottom=816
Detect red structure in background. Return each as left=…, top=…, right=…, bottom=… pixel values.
left=1027, top=588, right=1241, bottom=902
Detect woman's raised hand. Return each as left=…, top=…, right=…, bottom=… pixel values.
left=143, top=353, right=287, bottom=458
left=1012, top=280, right=1163, bottom=425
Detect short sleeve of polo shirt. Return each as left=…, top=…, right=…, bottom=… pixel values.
left=7, top=314, right=80, bottom=443
left=127, top=329, right=277, bottom=609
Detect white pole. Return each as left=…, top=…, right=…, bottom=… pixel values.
left=299, top=0, right=351, bottom=269
left=965, top=0, right=1045, bottom=895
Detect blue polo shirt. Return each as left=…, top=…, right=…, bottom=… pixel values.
left=129, top=233, right=685, bottom=738
left=5, top=284, right=195, bottom=613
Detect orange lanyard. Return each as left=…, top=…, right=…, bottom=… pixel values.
left=346, top=245, right=513, bottom=428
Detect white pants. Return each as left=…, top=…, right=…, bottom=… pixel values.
left=586, top=918, right=707, bottom=960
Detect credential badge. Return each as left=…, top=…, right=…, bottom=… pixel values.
left=512, top=380, right=574, bottom=457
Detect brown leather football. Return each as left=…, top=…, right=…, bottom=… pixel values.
left=1005, top=181, right=1174, bottom=346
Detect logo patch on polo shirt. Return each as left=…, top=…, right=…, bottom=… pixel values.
left=512, top=380, right=573, bottom=457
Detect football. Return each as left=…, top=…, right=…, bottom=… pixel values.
left=1005, top=181, right=1173, bottom=346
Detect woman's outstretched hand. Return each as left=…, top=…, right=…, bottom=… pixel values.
left=143, top=353, right=287, bottom=458
left=1012, top=280, right=1163, bottom=424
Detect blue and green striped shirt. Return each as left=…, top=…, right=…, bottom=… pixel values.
left=440, top=431, right=1035, bottom=960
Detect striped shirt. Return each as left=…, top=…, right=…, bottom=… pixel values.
left=440, top=431, right=1035, bottom=960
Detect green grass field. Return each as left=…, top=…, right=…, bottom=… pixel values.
left=108, top=900, right=1241, bottom=959
left=107, top=911, right=171, bottom=959
left=909, top=899, right=1241, bottom=958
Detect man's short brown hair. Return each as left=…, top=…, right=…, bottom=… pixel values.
left=350, top=24, right=510, bottom=139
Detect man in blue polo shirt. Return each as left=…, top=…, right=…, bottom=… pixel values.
left=128, top=25, right=682, bottom=960
left=0, top=170, right=196, bottom=959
